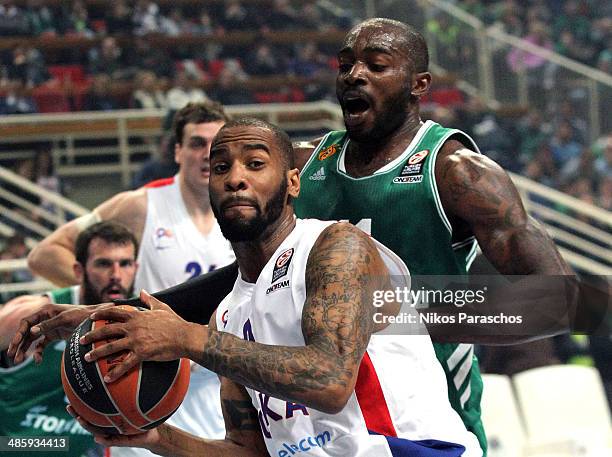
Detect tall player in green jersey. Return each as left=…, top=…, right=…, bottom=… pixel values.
left=291, top=19, right=573, bottom=455
left=0, top=221, right=138, bottom=457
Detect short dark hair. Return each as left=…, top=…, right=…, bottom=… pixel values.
left=215, top=117, right=295, bottom=169
left=172, top=101, right=231, bottom=145
left=351, top=18, right=429, bottom=72
left=75, top=221, right=138, bottom=266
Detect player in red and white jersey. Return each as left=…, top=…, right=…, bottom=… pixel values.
left=26, top=102, right=235, bottom=457
left=62, top=118, right=480, bottom=457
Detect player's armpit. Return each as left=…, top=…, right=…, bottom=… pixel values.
left=435, top=142, right=572, bottom=276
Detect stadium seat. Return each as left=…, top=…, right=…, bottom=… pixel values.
left=480, top=374, right=526, bottom=457
left=513, top=365, right=612, bottom=456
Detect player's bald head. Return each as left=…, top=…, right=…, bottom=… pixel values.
left=343, top=18, right=429, bottom=73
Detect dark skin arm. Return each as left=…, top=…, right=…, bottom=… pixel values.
left=80, top=222, right=388, bottom=414
left=426, top=140, right=578, bottom=343
left=436, top=139, right=572, bottom=275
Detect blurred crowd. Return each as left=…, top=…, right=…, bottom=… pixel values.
left=0, top=0, right=353, bottom=112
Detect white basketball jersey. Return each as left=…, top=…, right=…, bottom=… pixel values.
left=134, top=176, right=235, bottom=293
left=216, top=219, right=481, bottom=457
left=112, top=176, right=234, bottom=457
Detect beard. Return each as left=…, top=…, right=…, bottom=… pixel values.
left=81, top=272, right=133, bottom=305
left=212, top=177, right=288, bottom=242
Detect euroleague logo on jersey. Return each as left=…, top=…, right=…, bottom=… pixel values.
left=393, top=149, right=429, bottom=184
left=154, top=227, right=175, bottom=249
left=272, top=248, right=294, bottom=283
left=318, top=144, right=339, bottom=161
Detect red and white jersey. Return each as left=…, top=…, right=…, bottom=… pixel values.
left=134, top=175, right=235, bottom=293
left=114, top=176, right=234, bottom=457
left=216, top=219, right=481, bottom=457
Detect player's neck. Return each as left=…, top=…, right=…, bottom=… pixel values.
left=232, top=210, right=297, bottom=283
left=346, top=115, right=423, bottom=177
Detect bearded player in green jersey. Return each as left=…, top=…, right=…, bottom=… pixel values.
left=0, top=221, right=138, bottom=457
left=10, top=19, right=575, bottom=457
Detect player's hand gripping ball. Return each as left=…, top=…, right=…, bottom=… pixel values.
left=61, top=305, right=190, bottom=435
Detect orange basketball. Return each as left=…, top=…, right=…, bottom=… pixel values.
left=61, top=305, right=190, bottom=435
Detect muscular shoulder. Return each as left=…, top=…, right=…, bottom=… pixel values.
left=293, top=137, right=323, bottom=171
left=95, top=188, right=148, bottom=240
left=308, top=222, right=386, bottom=278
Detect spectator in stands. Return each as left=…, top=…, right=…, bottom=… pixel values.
left=82, top=73, right=119, bottom=111
left=34, top=147, right=63, bottom=222
left=594, top=135, right=612, bottom=181
left=132, top=0, right=161, bottom=35
left=598, top=175, right=612, bottom=210
left=246, top=43, right=283, bottom=76
left=87, top=37, right=128, bottom=80
left=105, top=0, right=133, bottom=36
left=0, top=234, right=32, bottom=301
left=25, top=0, right=56, bottom=36
left=219, top=0, right=248, bottom=31
left=0, top=80, right=37, bottom=114
left=211, top=61, right=252, bottom=105
left=127, top=36, right=174, bottom=79
left=6, top=45, right=48, bottom=87
left=506, top=20, right=553, bottom=78
left=160, top=7, right=190, bottom=37
left=192, top=11, right=214, bottom=36
left=0, top=0, right=29, bottom=36
left=64, top=0, right=93, bottom=37
left=131, top=70, right=166, bottom=109
left=559, top=147, right=596, bottom=185
left=555, top=29, right=598, bottom=65
left=551, top=99, right=589, bottom=144
left=553, top=0, right=591, bottom=45
left=166, top=70, right=209, bottom=111
left=263, top=0, right=298, bottom=30
left=516, top=109, right=550, bottom=163
left=549, top=120, right=584, bottom=168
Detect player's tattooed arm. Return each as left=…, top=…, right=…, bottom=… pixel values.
left=436, top=140, right=573, bottom=275
left=198, top=222, right=387, bottom=414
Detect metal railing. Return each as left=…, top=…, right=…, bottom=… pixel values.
left=0, top=102, right=344, bottom=189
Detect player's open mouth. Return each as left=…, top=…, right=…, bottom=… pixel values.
left=105, top=286, right=126, bottom=300
left=342, top=94, right=371, bottom=125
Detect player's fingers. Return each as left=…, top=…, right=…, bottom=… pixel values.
left=103, top=352, right=140, bottom=383
left=32, top=336, right=51, bottom=364
left=140, top=289, right=172, bottom=312
left=83, top=337, right=130, bottom=363
left=89, top=306, right=133, bottom=323
left=66, top=405, right=113, bottom=437
left=80, top=322, right=127, bottom=345
left=8, top=313, right=46, bottom=362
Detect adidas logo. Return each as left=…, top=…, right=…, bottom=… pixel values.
left=309, top=167, right=326, bottom=181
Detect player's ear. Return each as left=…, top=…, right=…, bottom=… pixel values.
left=174, top=142, right=181, bottom=165
left=411, top=71, right=431, bottom=98
left=73, top=262, right=84, bottom=282
left=287, top=168, right=300, bottom=199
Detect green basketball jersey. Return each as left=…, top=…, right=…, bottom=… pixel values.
left=0, top=286, right=101, bottom=457
left=295, top=120, right=487, bottom=454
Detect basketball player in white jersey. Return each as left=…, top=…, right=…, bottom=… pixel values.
left=25, top=102, right=236, bottom=456
left=69, top=118, right=481, bottom=456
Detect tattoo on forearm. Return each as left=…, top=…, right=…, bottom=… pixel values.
left=222, top=399, right=260, bottom=431
left=201, top=224, right=384, bottom=409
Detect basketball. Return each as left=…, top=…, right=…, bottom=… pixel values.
left=60, top=305, right=190, bottom=435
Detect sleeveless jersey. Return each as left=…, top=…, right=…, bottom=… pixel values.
left=294, top=121, right=487, bottom=454
left=216, top=219, right=481, bottom=457
left=117, top=176, right=235, bottom=457
left=0, top=286, right=101, bottom=457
